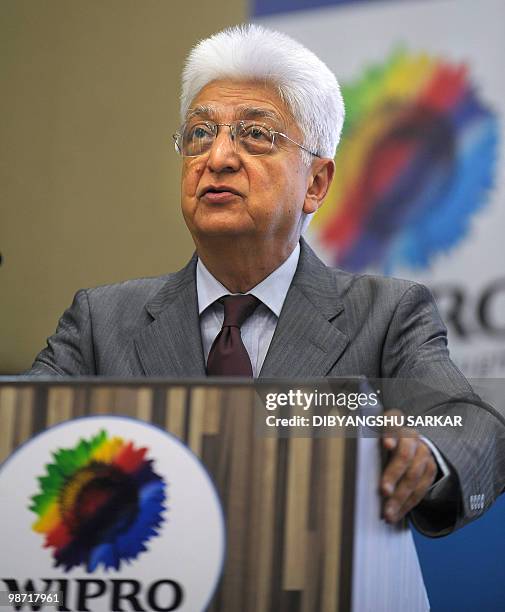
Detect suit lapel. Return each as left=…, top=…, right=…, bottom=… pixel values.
left=260, top=239, right=349, bottom=378
left=134, top=256, right=206, bottom=377
left=134, top=240, right=349, bottom=378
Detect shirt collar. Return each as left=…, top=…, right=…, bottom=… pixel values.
left=196, top=242, right=300, bottom=317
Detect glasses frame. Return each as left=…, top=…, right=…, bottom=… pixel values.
left=172, top=120, right=320, bottom=158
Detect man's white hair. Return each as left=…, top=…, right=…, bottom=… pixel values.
left=180, top=24, right=345, bottom=166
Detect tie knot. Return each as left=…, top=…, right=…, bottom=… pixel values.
left=220, top=294, right=259, bottom=328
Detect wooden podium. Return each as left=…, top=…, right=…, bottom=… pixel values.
left=0, top=379, right=428, bottom=612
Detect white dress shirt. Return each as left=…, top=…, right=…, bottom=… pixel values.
left=196, top=243, right=300, bottom=378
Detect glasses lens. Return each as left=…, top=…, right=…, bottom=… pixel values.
left=182, top=122, right=215, bottom=156
left=238, top=123, right=274, bottom=155
left=177, top=121, right=275, bottom=156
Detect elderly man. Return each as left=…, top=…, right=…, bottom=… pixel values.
left=28, top=25, right=503, bottom=536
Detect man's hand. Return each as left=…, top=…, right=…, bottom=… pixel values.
left=380, top=421, right=438, bottom=523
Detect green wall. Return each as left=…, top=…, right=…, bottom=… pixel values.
left=0, top=0, right=247, bottom=373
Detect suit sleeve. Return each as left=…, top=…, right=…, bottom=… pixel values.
left=382, top=282, right=505, bottom=536
left=26, top=290, right=96, bottom=376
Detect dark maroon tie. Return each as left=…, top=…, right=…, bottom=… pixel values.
left=206, top=294, right=260, bottom=377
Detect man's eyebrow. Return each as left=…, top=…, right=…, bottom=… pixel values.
left=236, top=106, right=283, bottom=124
left=185, top=105, right=283, bottom=125
left=185, top=105, right=218, bottom=121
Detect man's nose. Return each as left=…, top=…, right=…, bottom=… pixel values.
left=206, top=127, right=241, bottom=173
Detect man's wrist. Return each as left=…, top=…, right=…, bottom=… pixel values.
left=418, top=434, right=451, bottom=497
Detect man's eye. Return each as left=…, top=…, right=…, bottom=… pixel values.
left=189, top=125, right=213, bottom=139
left=242, top=125, right=270, bottom=140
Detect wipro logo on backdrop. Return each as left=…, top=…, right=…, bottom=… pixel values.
left=0, top=416, right=225, bottom=612
left=312, top=49, right=498, bottom=273
left=30, top=430, right=166, bottom=573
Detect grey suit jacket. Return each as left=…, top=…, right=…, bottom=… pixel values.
left=29, top=239, right=504, bottom=536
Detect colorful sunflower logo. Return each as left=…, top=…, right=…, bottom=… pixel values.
left=30, top=430, right=166, bottom=572
left=312, top=48, right=498, bottom=273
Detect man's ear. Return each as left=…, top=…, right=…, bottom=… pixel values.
left=303, top=158, right=335, bottom=214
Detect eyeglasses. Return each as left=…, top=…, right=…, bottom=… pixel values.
left=173, top=120, right=320, bottom=158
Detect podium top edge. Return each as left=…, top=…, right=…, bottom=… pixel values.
left=0, top=376, right=366, bottom=388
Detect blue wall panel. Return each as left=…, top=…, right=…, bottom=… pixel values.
left=253, top=0, right=408, bottom=18
left=414, top=494, right=505, bottom=611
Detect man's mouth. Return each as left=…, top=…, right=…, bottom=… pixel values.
left=199, top=186, right=243, bottom=203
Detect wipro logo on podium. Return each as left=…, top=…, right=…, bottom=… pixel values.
left=0, top=416, right=225, bottom=612
left=30, top=430, right=166, bottom=573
